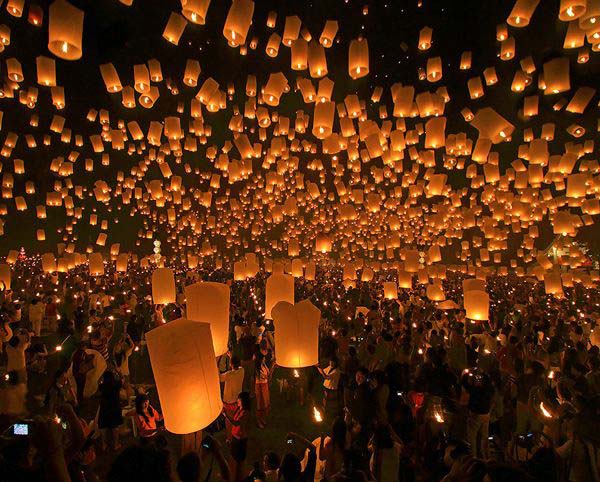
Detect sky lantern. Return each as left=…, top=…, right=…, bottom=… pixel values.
left=507, top=0, right=540, bottom=27
left=544, top=272, right=563, bottom=296
left=89, top=252, right=104, bottom=276
left=320, top=20, right=338, bottom=47
left=348, top=37, right=369, bottom=79
left=182, top=0, right=211, bottom=24
left=48, top=0, right=84, bottom=60
left=0, top=264, right=11, bottom=290
left=272, top=300, right=320, bottom=368
left=418, top=26, right=433, bottom=50
left=163, top=12, right=187, bottom=45
left=265, top=273, right=294, bottom=319
left=308, top=40, right=328, bottom=78
left=42, top=253, right=57, bottom=273
left=383, top=281, right=397, bottom=299
left=185, top=282, right=230, bottom=356
left=147, top=318, right=222, bottom=434
left=464, top=290, right=489, bottom=321
left=152, top=267, right=176, bottom=304
left=558, top=0, right=587, bottom=21
left=223, top=0, right=254, bottom=47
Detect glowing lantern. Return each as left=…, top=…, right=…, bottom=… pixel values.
left=265, top=273, right=294, bottom=319
left=152, top=268, right=176, bottom=305
left=223, top=0, right=254, bottom=47
left=558, top=0, right=586, bottom=21
left=507, top=0, right=540, bottom=27
left=48, top=0, right=84, bottom=60
left=42, top=253, right=57, bottom=273
left=147, top=318, right=222, bottom=434
left=320, top=20, right=338, bottom=47
left=185, top=282, right=230, bottom=356
left=464, top=290, right=489, bottom=321
left=426, top=284, right=445, bottom=301
left=163, top=12, right=187, bottom=45
left=543, top=58, right=570, bottom=94
left=544, top=272, right=563, bottom=296
left=182, top=0, right=211, bottom=24
left=116, top=253, right=128, bottom=272
left=272, top=300, right=320, bottom=368
left=0, top=264, right=11, bottom=290
left=89, top=252, right=104, bottom=276
left=398, top=270, right=412, bottom=289
left=383, top=281, right=397, bottom=299
left=348, top=38, right=369, bottom=79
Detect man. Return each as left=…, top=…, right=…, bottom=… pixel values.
left=28, top=298, right=45, bottom=337
left=462, top=370, right=494, bottom=459
left=220, top=354, right=244, bottom=441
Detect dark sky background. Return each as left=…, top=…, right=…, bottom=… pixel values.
left=0, top=0, right=599, bottom=256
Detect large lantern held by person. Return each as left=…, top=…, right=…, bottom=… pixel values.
left=152, top=267, right=176, bottom=305
left=147, top=318, right=222, bottom=434
left=265, top=273, right=294, bottom=319
left=272, top=300, right=320, bottom=367
left=383, top=281, right=397, bottom=299
left=0, top=264, right=10, bottom=290
left=185, top=282, right=230, bottom=356
left=464, top=290, right=489, bottom=321
left=48, top=0, right=84, bottom=60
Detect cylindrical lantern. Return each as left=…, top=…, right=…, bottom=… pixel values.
left=348, top=38, right=369, bottom=79
left=0, top=264, right=11, bottom=290
left=265, top=273, right=294, bottom=319
left=464, top=290, right=490, bottom=321
left=152, top=267, right=176, bottom=304
left=383, top=281, right=397, bottom=299
left=147, top=318, right=222, bottom=434
left=185, top=282, right=230, bottom=356
left=42, top=253, right=57, bottom=273
left=48, top=0, right=84, bottom=60
left=223, top=0, right=254, bottom=47
left=272, top=300, right=320, bottom=367
left=89, top=252, right=104, bottom=276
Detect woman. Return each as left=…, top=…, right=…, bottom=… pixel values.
left=223, top=391, right=251, bottom=482
left=254, top=340, right=274, bottom=428
left=98, top=370, right=123, bottom=451
left=114, top=333, right=134, bottom=389
left=126, top=393, right=163, bottom=442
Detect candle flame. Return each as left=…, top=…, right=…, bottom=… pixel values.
left=313, top=406, right=323, bottom=423
left=540, top=402, right=553, bottom=418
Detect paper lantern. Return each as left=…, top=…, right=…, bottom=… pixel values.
left=272, top=300, right=320, bottom=368
left=265, top=273, right=294, bottom=319
left=464, top=290, right=489, bottom=321
left=348, top=38, right=369, bottom=79
left=41, top=253, right=57, bottom=273
left=223, top=0, right=254, bottom=47
left=48, top=0, right=84, bottom=60
left=116, top=253, right=128, bottom=272
left=7, top=0, right=24, bottom=17
left=320, top=20, right=338, bottom=47
left=543, top=58, right=570, bottom=94
left=163, top=12, right=187, bottom=45
left=507, top=0, right=540, bottom=27
left=544, top=272, right=563, bottom=296
left=361, top=267, right=374, bottom=282
left=152, top=267, right=176, bottom=304
left=89, top=252, right=104, bottom=276
left=308, top=41, right=327, bottom=78
left=304, top=261, right=316, bottom=280
left=6, top=250, right=18, bottom=264
left=463, top=278, right=486, bottom=293
left=398, top=270, right=412, bottom=289
left=282, top=15, right=301, bottom=46
left=147, top=318, right=222, bottom=434
left=558, top=0, right=586, bottom=21
left=0, top=264, right=11, bottom=290
left=418, top=26, right=433, bottom=50
left=291, top=258, right=303, bottom=277
left=182, top=0, right=211, bottom=24
left=383, top=281, right=397, bottom=299
left=185, top=282, right=230, bottom=356
left=426, top=284, right=445, bottom=301
left=312, top=101, right=335, bottom=139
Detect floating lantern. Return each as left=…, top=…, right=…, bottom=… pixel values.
left=48, top=0, right=84, bottom=60
left=147, top=318, right=222, bottom=434
left=152, top=267, right=176, bottom=304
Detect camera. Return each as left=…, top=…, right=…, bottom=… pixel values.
left=286, top=438, right=293, bottom=445
left=12, top=423, right=29, bottom=436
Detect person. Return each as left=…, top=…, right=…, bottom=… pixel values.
left=45, top=366, right=77, bottom=413
left=319, top=417, right=348, bottom=479
left=317, top=357, right=341, bottom=412
left=368, top=424, right=402, bottom=482
left=0, top=370, right=27, bottom=417
left=114, top=333, right=134, bottom=390
left=348, top=367, right=373, bottom=429
left=279, top=432, right=317, bottom=482
left=126, top=393, right=163, bottom=441
left=71, top=343, right=93, bottom=405
left=462, top=370, right=494, bottom=459
left=223, top=391, right=251, bottom=481
left=177, top=435, right=232, bottom=482
left=254, top=339, right=274, bottom=428
left=6, top=330, right=30, bottom=381
left=28, top=298, right=45, bottom=337
left=220, top=354, right=245, bottom=441
left=262, top=451, right=280, bottom=482
left=98, top=369, right=123, bottom=451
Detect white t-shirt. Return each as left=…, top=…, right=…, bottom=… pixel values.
left=6, top=335, right=28, bottom=372
left=220, top=367, right=245, bottom=404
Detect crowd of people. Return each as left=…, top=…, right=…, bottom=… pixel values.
left=0, top=255, right=600, bottom=482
